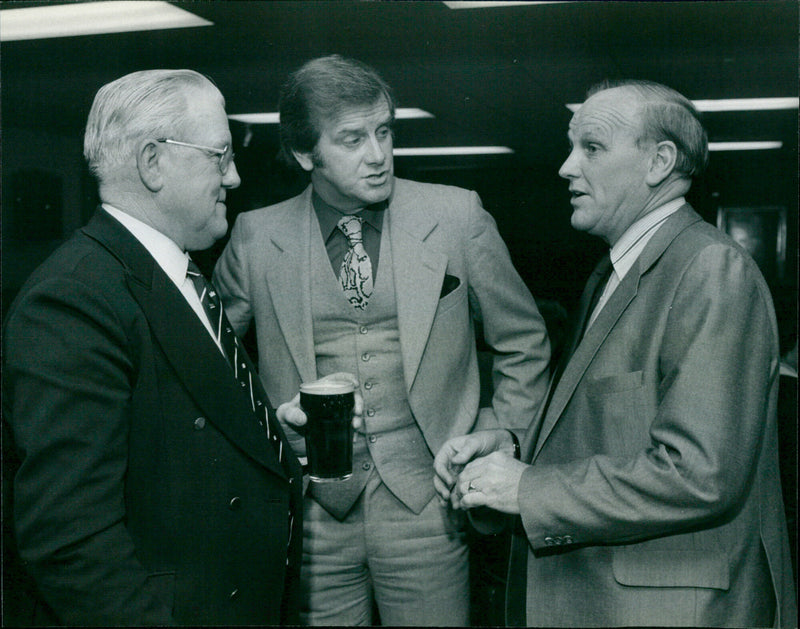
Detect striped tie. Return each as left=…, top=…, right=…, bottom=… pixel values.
left=186, top=260, right=296, bottom=560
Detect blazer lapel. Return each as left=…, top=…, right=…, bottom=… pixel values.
left=84, top=209, right=286, bottom=478
left=261, top=187, right=317, bottom=383
left=388, top=189, right=448, bottom=392
left=530, top=204, right=703, bottom=461
left=532, top=264, right=639, bottom=459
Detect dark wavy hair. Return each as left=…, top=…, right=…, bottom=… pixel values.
left=277, top=55, right=396, bottom=168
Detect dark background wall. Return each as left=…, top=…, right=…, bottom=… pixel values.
left=2, top=3, right=797, bottom=622
left=2, top=1, right=797, bottom=356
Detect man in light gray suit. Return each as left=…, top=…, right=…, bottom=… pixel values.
left=213, top=55, right=550, bottom=626
left=434, top=80, right=797, bottom=627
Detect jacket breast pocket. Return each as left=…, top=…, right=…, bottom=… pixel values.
left=584, top=371, right=647, bottom=452
left=436, top=280, right=467, bottom=316
left=586, top=370, right=643, bottom=394
left=613, top=547, right=730, bottom=590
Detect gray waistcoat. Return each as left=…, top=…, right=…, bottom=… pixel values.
left=308, top=212, right=435, bottom=520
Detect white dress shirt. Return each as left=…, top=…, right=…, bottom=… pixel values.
left=102, top=204, right=224, bottom=353
left=587, top=197, right=686, bottom=330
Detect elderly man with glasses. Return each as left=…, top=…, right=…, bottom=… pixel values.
left=2, top=69, right=303, bottom=626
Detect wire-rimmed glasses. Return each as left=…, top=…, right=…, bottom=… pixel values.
left=157, top=138, right=235, bottom=175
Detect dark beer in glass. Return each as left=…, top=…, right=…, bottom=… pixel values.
left=300, top=379, right=355, bottom=482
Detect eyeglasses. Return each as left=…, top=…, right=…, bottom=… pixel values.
left=157, top=138, right=236, bottom=175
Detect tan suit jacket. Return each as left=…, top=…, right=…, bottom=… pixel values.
left=507, top=205, right=796, bottom=627
left=214, top=178, right=550, bottom=463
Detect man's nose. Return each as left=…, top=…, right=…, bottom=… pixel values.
left=558, top=150, right=579, bottom=179
left=223, top=160, right=241, bottom=189
left=364, top=135, right=387, bottom=164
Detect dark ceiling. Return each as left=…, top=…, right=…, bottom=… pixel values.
left=1, top=0, right=798, bottom=315
left=3, top=1, right=798, bottom=161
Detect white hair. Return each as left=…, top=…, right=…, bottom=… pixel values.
left=83, top=69, right=220, bottom=183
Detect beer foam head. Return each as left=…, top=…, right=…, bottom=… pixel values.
left=300, top=379, right=355, bottom=395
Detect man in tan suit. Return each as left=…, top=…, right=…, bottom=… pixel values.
left=213, top=55, right=550, bottom=625
left=434, top=80, right=797, bottom=627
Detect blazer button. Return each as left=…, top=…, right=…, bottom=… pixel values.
left=362, top=462, right=371, bottom=471
left=367, top=409, right=376, bottom=417
left=193, top=417, right=206, bottom=430
left=563, top=535, right=574, bottom=544
left=544, top=536, right=556, bottom=546
left=359, top=326, right=368, bottom=334
left=229, top=496, right=242, bottom=510
left=364, top=381, right=373, bottom=390
left=369, top=435, right=377, bottom=443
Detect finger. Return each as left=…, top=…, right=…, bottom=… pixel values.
left=278, top=400, right=308, bottom=428
left=433, top=475, right=452, bottom=501
left=353, top=391, right=364, bottom=416
left=459, top=490, right=486, bottom=510
left=433, top=447, right=461, bottom=488
left=276, top=393, right=302, bottom=422
left=448, top=439, right=484, bottom=466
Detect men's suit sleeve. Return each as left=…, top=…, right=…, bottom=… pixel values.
left=465, top=191, right=550, bottom=432
left=3, top=276, right=175, bottom=625
left=518, top=243, right=778, bottom=550
left=213, top=214, right=254, bottom=336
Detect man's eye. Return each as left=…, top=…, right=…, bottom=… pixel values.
left=585, top=143, right=600, bottom=154
left=377, top=127, right=391, bottom=140
left=342, top=136, right=361, bottom=147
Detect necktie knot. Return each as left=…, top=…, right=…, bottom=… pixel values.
left=186, top=259, right=202, bottom=277
left=337, top=215, right=364, bottom=245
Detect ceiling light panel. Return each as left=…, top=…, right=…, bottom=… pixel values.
left=0, top=1, right=212, bottom=42
left=566, top=97, right=799, bottom=113
left=444, top=1, right=561, bottom=8
left=709, top=141, right=783, bottom=151
left=394, top=146, right=514, bottom=156
left=228, top=108, right=434, bottom=125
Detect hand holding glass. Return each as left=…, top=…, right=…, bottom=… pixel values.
left=300, top=377, right=356, bottom=482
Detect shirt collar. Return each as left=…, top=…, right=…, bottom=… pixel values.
left=609, top=197, right=685, bottom=281
left=312, top=190, right=386, bottom=240
left=102, top=203, right=190, bottom=286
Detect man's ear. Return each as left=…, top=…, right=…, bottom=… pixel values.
left=645, top=140, right=678, bottom=186
left=291, top=150, right=315, bottom=173
left=137, top=139, right=165, bottom=192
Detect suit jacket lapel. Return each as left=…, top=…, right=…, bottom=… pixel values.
left=83, top=209, right=286, bottom=478
left=521, top=255, right=612, bottom=460
left=261, top=187, right=317, bottom=383
left=388, top=186, right=448, bottom=392
left=530, top=204, right=703, bottom=461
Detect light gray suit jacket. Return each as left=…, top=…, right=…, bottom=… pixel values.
left=507, top=205, right=796, bottom=627
left=213, top=178, right=550, bottom=463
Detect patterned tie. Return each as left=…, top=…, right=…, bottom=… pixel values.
left=186, top=260, right=296, bottom=559
left=337, top=215, right=373, bottom=310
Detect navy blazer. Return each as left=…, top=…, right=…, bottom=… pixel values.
left=3, top=209, right=303, bottom=625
